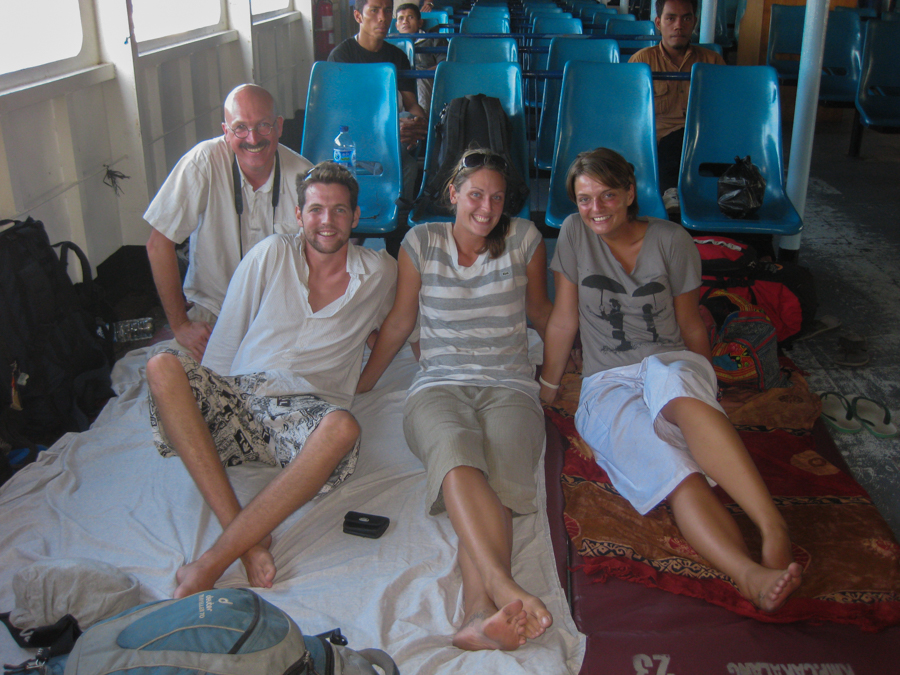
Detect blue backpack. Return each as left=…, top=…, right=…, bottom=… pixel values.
left=38, top=588, right=398, bottom=675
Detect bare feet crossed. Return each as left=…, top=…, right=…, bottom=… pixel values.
left=453, top=600, right=528, bottom=651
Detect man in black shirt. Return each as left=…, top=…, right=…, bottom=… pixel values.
left=329, top=0, right=427, bottom=256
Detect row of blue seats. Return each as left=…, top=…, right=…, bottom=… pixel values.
left=766, top=7, right=900, bottom=155
left=300, top=59, right=801, bottom=239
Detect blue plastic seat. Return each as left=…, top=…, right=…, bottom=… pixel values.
left=850, top=19, right=900, bottom=156
left=585, top=5, right=618, bottom=18
left=447, top=36, right=518, bottom=63
left=766, top=4, right=805, bottom=81
left=819, top=10, right=863, bottom=105
left=593, top=13, right=636, bottom=36
left=421, top=11, right=452, bottom=32
left=833, top=6, right=878, bottom=19
left=385, top=37, right=415, bottom=65
left=546, top=62, right=667, bottom=228
left=301, top=62, right=403, bottom=234
left=678, top=64, right=802, bottom=236
left=410, top=61, right=530, bottom=226
left=536, top=38, right=620, bottom=171
left=606, top=18, right=656, bottom=50
left=468, top=6, right=511, bottom=20
left=527, top=16, right=584, bottom=107
left=460, top=15, right=511, bottom=33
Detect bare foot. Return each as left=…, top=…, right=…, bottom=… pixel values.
left=173, top=557, right=222, bottom=598
left=241, top=544, right=276, bottom=589
left=453, top=601, right=527, bottom=651
left=491, top=580, right=553, bottom=639
left=760, top=523, right=794, bottom=570
left=742, top=562, right=803, bottom=613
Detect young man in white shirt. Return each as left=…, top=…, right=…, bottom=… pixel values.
left=146, top=163, right=397, bottom=598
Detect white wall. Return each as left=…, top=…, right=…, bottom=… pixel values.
left=0, top=0, right=316, bottom=279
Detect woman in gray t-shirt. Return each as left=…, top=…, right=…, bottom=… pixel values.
left=540, top=148, right=803, bottom=613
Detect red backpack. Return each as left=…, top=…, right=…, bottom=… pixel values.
left=693, top=236, right=812, bottom=343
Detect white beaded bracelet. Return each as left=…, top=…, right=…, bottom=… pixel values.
left=538, top=375, right=560, bottom=390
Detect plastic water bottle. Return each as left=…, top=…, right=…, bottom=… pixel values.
left=333, top=125, right=356, bottom=175
left=98, top=318, right=155, bottom=343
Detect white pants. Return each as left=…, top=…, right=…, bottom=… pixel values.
left=574, top=351, right=724, bottom=515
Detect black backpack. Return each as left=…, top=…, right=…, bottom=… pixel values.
left=412, top=93, right=529, bottom=222
left=0, top=218, right=115, bottom=449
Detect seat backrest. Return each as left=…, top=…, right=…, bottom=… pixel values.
left=527, top=6, right=564, bottom=22
left=536, top=38, right=620, bottom=170
left=529, top=17, right=584, bottom=104
left=820, top=9, right=863, bottom=103
left=606, top=18, right=655, bottom=34
left=468, top=6, right=511, bottom=20
left=385, top=37, right=415, bottom=65
left=421, top=11, right=451, bottom=31
left=546, top=61, right=666, bottom=227
left=766, top=4, right=805, bottom=79
left=532, top=16, right=584, bottom=35
left=460, top=15, right=511, bottom=33
left=447, top=36, right=518, bottom=63
left=598, top=14, right=637, bottom=36
left=856, top=19, right=900, bottom=126
left=834, top=5, right=878, bottom=19
left=681, top=64, right=788, bottom=213
left=606, top=18, right=656, bottom=49
left=413, top=61, right=530, bottom=224
left=301, top=62, right=402, bottom=234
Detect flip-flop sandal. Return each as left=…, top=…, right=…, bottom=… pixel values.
left=794, top=315, right=841, bottom=342
left=834, top=332, right=869, bottom=367
left=852, top=397, right=899, bottom=438
left=818, top=391, right=863, bottom=433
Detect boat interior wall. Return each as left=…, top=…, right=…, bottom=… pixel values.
left=0, top=1, right=317, bottom=276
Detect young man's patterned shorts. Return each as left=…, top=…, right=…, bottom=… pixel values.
left=148, top=350, right=358, bottom=496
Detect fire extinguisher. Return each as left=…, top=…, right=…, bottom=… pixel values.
left=314, top=0, right=335, bottom=61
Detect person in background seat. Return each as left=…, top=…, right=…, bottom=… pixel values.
left=629, top=0, right=725, bottom=217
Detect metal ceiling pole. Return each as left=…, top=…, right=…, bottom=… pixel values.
left=779, top=0, right=829, bottom=261
left=699, top=0, right=717, bottom=45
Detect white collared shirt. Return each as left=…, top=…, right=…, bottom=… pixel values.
left=202, top=234, right=398, bottom=408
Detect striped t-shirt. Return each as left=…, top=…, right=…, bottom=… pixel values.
left=401, top=218, right=542, bottom=403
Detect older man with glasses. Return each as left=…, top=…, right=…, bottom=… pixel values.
left=145, top=84, right=313, bottom=361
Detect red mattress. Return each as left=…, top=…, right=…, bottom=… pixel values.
left=543, top=417, right=900, bottom=675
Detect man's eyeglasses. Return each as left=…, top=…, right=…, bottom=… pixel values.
left=461, top=152, right=509, bottom=172
left=227, top=122, right=276, bottom=139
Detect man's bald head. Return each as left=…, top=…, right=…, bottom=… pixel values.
left=223, top=84, right=277, bottom=122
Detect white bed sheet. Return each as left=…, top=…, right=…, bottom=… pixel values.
left=0, top=340, right=585, bottom=673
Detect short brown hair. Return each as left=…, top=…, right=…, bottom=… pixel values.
left=296, top=162, right=359, bottom=212
left=565, top=148, right=640, bottom=220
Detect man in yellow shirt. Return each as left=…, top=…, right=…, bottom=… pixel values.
left=629, top=0, right=725, bottom=216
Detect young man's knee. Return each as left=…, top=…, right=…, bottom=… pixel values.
left=146, top=352, right=186, bottom=395
left=316, top=409, right=361, bottom=449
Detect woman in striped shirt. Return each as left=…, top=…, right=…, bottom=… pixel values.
left=356, top=149, right=554, bottom=651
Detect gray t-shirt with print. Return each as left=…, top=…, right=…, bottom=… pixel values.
left=550, top=216, right=701, bottom=377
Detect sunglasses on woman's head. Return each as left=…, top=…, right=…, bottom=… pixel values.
left=461, top=152, right=509, bottom=172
